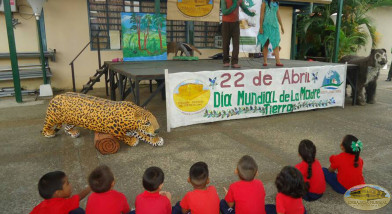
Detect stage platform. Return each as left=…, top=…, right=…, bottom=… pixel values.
left=105, top=58, right=358, bottom=106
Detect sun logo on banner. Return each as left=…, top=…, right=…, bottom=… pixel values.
left=177, top=0, right=214, bottom=17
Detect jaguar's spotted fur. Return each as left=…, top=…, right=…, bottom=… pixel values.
left=42, top=92, right=164, bottom=147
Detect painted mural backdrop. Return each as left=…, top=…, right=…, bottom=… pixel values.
left=165, top=65, right=347, bottom=130
left=121, top=13, right=167, bottom=61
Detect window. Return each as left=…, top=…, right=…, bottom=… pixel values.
left=87, top=0, right=219, bottom=50
left=167, top=20, right=187, bottom=44
left=194, top=21, right=220, bottom=48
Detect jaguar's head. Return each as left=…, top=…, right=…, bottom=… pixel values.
left=125, top=108, right=163, bottom=146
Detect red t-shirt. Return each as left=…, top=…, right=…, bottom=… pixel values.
left=30, top=195, right=80, bottom=214
left=135, top=191, right=171, bottom=214
left=180, top=185, right=220, bottom=214
left=225, top=179, right=266, bottom=214
left=330, top=152, right=365, bottom=189
left=295, top=159, right=326, bottom=194
left=222, top=0, right=243, bottom=22
left=276, top=193, right=304, bottom=214
left=86, top=190, right=130, bottom=214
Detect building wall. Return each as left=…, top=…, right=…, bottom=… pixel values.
left=0, top=0, right=292, bottom=90
left=0, top=0, right=41, bottom=89
left=357, top=7, right=392, bottom=62
left=277, top=6, right=293, bottom=59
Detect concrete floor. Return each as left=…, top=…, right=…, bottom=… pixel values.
left=0, top=70, right=391, bottom=214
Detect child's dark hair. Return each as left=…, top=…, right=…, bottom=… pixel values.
left=341, top=134, right=361, bottom=168
left=275, top=166, right=306, bottom=198
left=38, top=171, right=66, bottom=199
left=237, top=155, right=258, bottom=181
left=298, top=140, right=316, bottom=180
left=143, top=166, right=164, bottom=192
left=88, top=165, right=114, bottom=193
left=189, top=162, right=209, bottom=188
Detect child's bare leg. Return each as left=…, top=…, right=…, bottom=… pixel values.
left=263, top=40, right=269, bottom=64
left=274, top=46, right=281, bottom=64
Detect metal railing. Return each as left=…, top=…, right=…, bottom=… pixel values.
left=69, top=30, right=101, bottom=92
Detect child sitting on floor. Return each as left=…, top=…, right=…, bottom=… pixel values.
left=30, top=171, right=91, bottom=214
left=265, top=166, right=306, bottom=214
left=323, top=134, right=365, bottom=194
left=173, top=161, right=220, bottom=214
left=132, top=166, right=172, bottom=214
left=86, top=165, right=130, bottom=214
left=220, top=155, right=267, bottom=214
left=295, top=140, right=326, bottom=201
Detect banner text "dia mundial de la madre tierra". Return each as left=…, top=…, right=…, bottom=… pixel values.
left=166, top=65, right=346, bottom=129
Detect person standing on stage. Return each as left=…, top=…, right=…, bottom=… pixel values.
left=221, top=0, right=256, bottom=68
left=258, top=0, right=284, bottom=67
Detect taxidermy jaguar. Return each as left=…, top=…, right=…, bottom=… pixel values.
left=42, top=92, right=164, bottom=147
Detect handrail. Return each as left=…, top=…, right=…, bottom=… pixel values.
left=69, top=41, right=92, bottom=65
left=69, top=29, right=101, bottom=92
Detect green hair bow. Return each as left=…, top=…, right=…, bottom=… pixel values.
left=351, top=140, right=363, bottom=152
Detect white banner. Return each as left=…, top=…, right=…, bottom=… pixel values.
left=165, top=65, right=347, bottom=130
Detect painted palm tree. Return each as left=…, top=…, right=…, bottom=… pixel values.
left=142, top=14, right=153, bottom=50
left=153, top=14, right=166, bottom=51
left=129, top=13, right=142, bottom=50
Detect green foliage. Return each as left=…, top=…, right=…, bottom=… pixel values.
left=296, top=6, right=335, bottom=60
left=296, top=0, right=391, bottom=61
left=153, top=13, right=166, bottom=30
left=141, top=14, right=153, bottom=30
left=324, top=24, right=367, bottom=59
left=173, top=56, right=199, bottom=61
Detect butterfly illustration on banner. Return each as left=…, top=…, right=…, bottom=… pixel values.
left=209, top=77, right=218, bottom=89
left=312, top=72, right=318, bottom=83
left=329, top=97, right=336, bottom=104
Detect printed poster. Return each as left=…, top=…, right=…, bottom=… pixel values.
left=237, top=0, right=262, bottom=52
left=167, top=0, right=220, bottom=22
left=165, top=65, right=347, bottom=130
